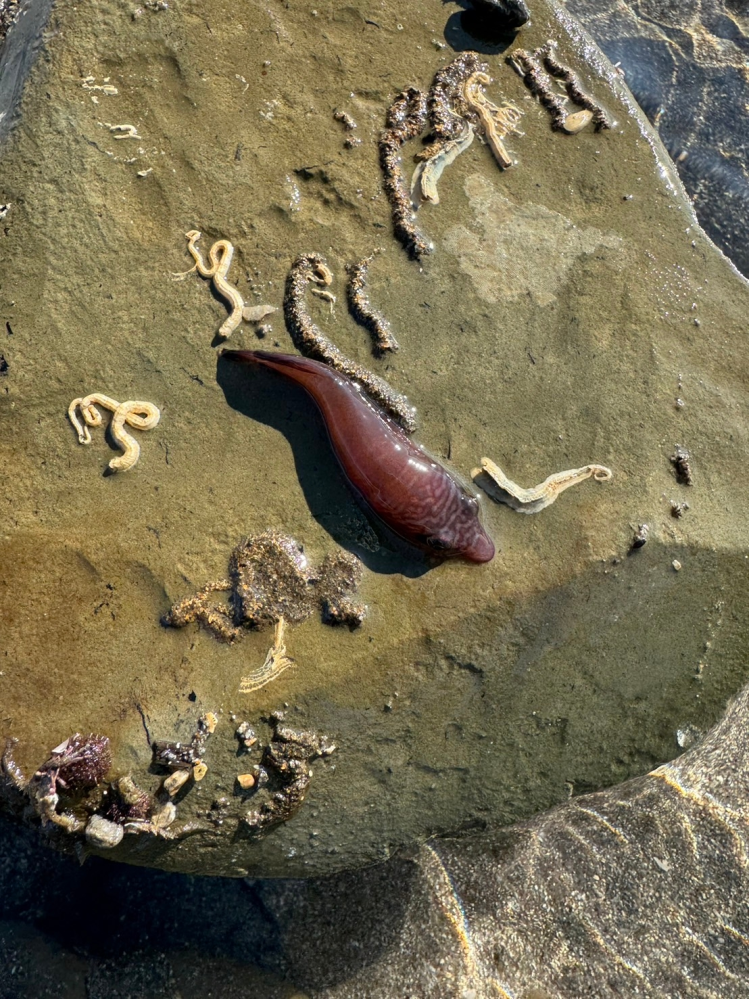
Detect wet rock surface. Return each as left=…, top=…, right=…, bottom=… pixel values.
left=2, top=676, right=749, bottom=997
left=565, top=0, right=749, bottom=277
left=1, top=0, right=749, bottom=879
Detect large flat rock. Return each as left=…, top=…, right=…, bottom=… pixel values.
left=1, top=0, right=748, bottom=876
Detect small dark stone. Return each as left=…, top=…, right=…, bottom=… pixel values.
left=631, top=524, right=649, bottom=550
left=468, top=0, right=530, bottom=28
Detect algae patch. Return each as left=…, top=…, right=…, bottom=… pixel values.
left=443, top=173, right=621, bottom=306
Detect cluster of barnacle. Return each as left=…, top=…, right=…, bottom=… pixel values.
left=163, top=531, right=365, bottom=692
left=333, top=108, right=362, bottom=148
left=507, top=39, right=612, bottom=133
left=670, top=445, right=693, bottom=486
left=1, top=710, right=335, bottom=848
left=627, top=447, right=695, bottom=552
left=0, top=716, right=219, bottom=852
left=238, top=712, right=336, bottom=835
left=379, top=52, right=526, bottom=259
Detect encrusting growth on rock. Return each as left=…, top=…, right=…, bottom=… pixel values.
left=163, top=530, right=366, bottom=649
left=242, top=712, right=336, bottom=835
left=345, top=252, right=400, bottom=355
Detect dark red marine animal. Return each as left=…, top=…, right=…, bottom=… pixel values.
left=222, top=350, right=495, bottom=564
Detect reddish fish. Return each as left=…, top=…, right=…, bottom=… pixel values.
left=223, top=350, right=495, bottom=564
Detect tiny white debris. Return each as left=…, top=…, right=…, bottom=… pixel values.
left=242, top=303, right=277, bottom=323
left=104, top=122, right=141, bottom=140
left=653, top=857, right=671, bottom=873
left=0, top=203, right=10, bottom=220
left=137, top=167, right=153, bottom=177
left=672, top=559, right=682, bottom=571
left=82, top=77, right=119, bottom=96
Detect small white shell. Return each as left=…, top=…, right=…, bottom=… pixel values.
left=85, top=814, right=124, bottom=849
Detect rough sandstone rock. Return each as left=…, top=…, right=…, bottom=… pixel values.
left=0, top=0, right=748, bottom=877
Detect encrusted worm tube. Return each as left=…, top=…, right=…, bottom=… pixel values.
left=284, top=253, right=416, bottom=433
left=345, top=253, right=399, bottom=356
left=427, top=51, right=486, bottom=142
left=378, top=87, right=432, bottom=260
left=507, top=48, right=568, bottom=130
left=538, top=41, right=612, bottom=130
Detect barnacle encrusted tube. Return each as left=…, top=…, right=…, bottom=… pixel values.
left=507, top=48, right=568, bottom=130
left=538, top=41, right=612, bottom=130
left=427, top=51, right=486, bottom=143
left=284, top=253, right=417, bottom=433
left=345, top=254, right=400, bottom=356
left=378, top=87, right=432, bottom=260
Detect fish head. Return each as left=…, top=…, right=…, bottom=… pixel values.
left=419, top=492, right=495, bottom=564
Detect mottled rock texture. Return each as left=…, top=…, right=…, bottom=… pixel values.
left=1, top=0, right=749, bottom=877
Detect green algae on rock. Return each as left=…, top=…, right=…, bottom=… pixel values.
left=1, top=0, right=749, bottom=878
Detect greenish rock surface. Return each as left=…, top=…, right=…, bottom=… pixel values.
left=1, top=0, right=749, bottom=877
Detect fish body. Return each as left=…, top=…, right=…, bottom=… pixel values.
left=223, top=350, right=495, bottom=564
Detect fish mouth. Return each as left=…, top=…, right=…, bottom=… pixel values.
left=462, top=530, right=495, bottom=564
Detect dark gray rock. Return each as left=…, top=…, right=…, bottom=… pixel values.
left=565, top=0, right=749, bottom=276
left=0, top=0, right=53, bottom=150
left=3, top=675, right=749, bottom=995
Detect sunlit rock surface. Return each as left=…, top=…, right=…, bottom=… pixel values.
left=1, top=0, right=749, bottom=876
